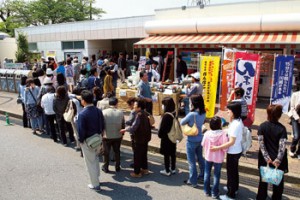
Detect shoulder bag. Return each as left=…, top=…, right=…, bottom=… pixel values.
left=28, top=89, right=43, bottom=113
left=182, top=113, right=198, bottom=136
left=63, top=100, right=74, bottom=122
left=85, top=109, right=102, bottom=150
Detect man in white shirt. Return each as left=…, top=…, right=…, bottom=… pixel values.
left=151, top=61, right=160, bottom=82
left=41, top=86, right=57, bottom=142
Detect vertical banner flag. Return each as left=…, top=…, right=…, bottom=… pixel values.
left=220, top=48, right=235, bottom=111
left=200, top=56, right=220, bottom=118
left=271, top=55, right=295, bottom=113
left=234, top=52, right=261, bottom=127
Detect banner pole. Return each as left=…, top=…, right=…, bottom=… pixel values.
left=218, top=46, right=225, bottom=112
left=270, top=54, right=277, bottom=105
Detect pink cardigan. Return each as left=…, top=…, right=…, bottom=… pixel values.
left=201, top=130, right=228, bottom=163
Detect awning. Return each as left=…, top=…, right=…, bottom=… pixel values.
left=134, top=32, right=300, bottom=49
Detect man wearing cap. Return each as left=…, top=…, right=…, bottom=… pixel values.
left=101, top=97, right=125, bottom=173
left=137, top=71, right=153, bottom=115
left=182, top=72, right=203, bottom=115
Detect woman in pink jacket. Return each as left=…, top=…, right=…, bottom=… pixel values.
left=201, top=116, right=228, bottom=199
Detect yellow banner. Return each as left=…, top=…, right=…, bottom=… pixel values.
left=200, top=56, right=220, bottom=118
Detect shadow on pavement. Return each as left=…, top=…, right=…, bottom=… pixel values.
left=99, top=181, right=152, bottom=200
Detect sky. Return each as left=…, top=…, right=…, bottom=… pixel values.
left=96, top=0, right=254, bottom=19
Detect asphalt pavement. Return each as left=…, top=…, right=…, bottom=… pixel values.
left=0, top=116, right=296, bottom=200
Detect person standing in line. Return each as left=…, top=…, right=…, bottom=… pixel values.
left=180, top=95, right=206, bottom=188
left=125, top=97, right=137, bottom=168
left=87, top=68, right=101, bottom=91
left=158, top=97, right=177, bottom=176
left=202, top=116, right=228, bottom=199
left=19, top=76, right=28, bottom=128
left=288, top=90, right=300, bottom=159
left=137, top=71, right=153, bottom=115
left=109, top=59, right=118, bottom=94
left=41, top=86, right=57, bottom=142
left=55, top=61, right=66, bottom=77
left=78, top=90, right=104, bottom=191
left=73, top=57, right=81, bottom=84
left=65, top=59, right=75, bottom=92
left=53, top=86, right=75, bottom=146
left=227, top=87, right=249, bottom=126
left=24, top=78, right=41, bottom=134
left=211, top=102, right=244, bottom=200
left=120, top=99, right=152, bottom=178
left=176, top=55, right=187, bottom=83
left=70, top=87, right=84, bottom=156
left=182, top=72, right=203, bottom=115
left=117, top=52, right=126, bottom=83
left=256, top=104, right=288, bottom=200
left=103, top=67, right=114, bottom=97
left=101, top=97, right=125, bottom=173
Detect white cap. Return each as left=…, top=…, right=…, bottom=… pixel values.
left=191, top=72, right=200, bottom=80
left=46, top=68, right=53, bottom=75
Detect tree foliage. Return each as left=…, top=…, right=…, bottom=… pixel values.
left=15, top=32, right=29, bottom=63
left=0, top=0, right=105, bottom=36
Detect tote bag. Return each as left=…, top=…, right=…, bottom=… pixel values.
left=260, top=164, right=284, bottom=186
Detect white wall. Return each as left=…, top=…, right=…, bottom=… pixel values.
left=37, top=41, right=87, bottom=62
left=86, top=40, right=112, bottom=57
left=154, top=0, right=300, bottom=19
left=0, top=38, right=17, bottom=67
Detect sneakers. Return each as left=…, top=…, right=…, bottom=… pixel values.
left=141, top=169, right=150, bottom=175
left=88, top=184, right=100, bottom=191
left=160, top=170, right=171, bottom=176
left=183, top=180, right=197, bottom=188
left=130, top=172, right=142, bottom=178
left=223, top=186, right=238, bottom=195
left=171, top=169, right=176, bottom=174
left=219, top=195, right=235, bottom=200
left=289, top=151, right=295, bottom=157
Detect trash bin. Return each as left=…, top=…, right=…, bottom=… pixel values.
left=6, top=69, right=16, bottom=93
left=0, top=69, right=8, bottom=91
left=14, top=70, right=31, bottom=93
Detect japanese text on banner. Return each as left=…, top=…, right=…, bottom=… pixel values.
left=200, top=56, right=220, bottom=118
left=234, top=52, right=260, bottom=127
left=271, top=55, right=294, bottom=113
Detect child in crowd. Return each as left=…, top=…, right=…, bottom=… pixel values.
left=201, top=116, right=228, bottom=199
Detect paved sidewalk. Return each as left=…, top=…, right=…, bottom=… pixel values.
left=0, top=91, right=299, bottom=185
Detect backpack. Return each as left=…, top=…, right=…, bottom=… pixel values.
left=165, top=112, right=183, bottom=144
left=241, top=127, right=252, bottom=156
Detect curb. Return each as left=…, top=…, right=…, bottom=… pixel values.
left=2, top=110, right=299, bottom=185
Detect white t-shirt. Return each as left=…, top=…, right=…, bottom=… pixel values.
left=41, top=93, right=55, bottom=115
left=227, top=119, right=243, bottom=154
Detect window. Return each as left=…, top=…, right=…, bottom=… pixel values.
left=62, top=41, right=84, bottom=50
left=28, top=43, right=38, bottom=51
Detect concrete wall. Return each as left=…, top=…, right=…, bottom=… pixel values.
left=0, top=38, right=17, bottom=67
left=16, top=15, right=153, bottom=43
left=154, top=0, right=300, bottom=20
left=86, top=40, right=112, bottom=57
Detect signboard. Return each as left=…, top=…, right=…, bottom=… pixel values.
left=220, top=48, right=235, bottom=111
left=4, top=63, right=24, bottom=69
left=271, top=55, right=295, bottom=113
left=200, top=56, right=220, bottom=118
left=46, top=51, right=56, bottom=59
left=234, top=52, right=261, bottom=126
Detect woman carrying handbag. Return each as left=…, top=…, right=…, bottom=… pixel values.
left=158, top=97, right=177, bottom=176
left=256, top=104, right=288, bottom=200
left=180, top=95, right=206, bottom=187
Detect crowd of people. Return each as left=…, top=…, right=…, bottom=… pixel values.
left=17, top=53, right=291, bottom=200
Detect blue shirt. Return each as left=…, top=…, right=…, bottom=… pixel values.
left=77, top=105, right=105, bottom=143
left=24, top=86, right=40, bottom=105
left=180, top=111, right=206, bottom=142
left=56, top=65, right=66, bottom=77
left=138, top=80, right=152, bottom=99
